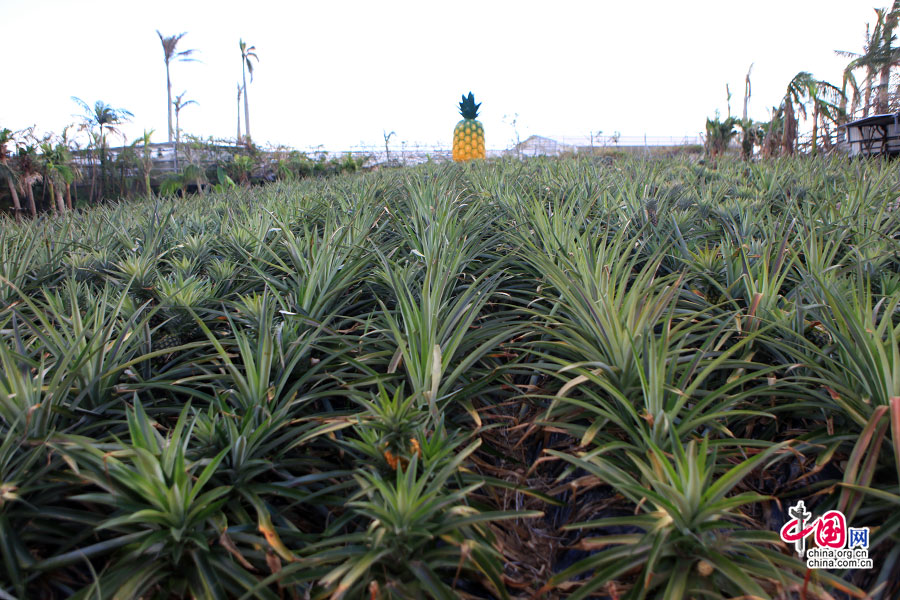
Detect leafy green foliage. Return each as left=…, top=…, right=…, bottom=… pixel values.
left=545, top=438, right=838, bottom=599
left=458, top=91, right=481, bottom=120
left=0, top=155, right=898, bottom=599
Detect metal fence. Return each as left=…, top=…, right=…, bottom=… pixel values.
left=86, top=134, right=707, bottom=177
left=298, top=134, right=704, bottom=165
left=547, top=135, right=703, bottom=148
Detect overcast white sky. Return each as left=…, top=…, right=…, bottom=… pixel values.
left=1, top=0, right=879, bottom=151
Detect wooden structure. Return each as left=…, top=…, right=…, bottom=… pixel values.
left=840, top=113, right=900, bottom=157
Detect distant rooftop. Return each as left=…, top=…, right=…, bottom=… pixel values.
left=841, top=113, right=900, bottom=128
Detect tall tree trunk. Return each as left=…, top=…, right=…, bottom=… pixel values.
left=98, top=134, right=106, bottom=201
left=762, top=125, right=773, bottom=159
left=174, top=111, right=180, bottom=172
left=864, top=69, right=874, bottom=117
left=880, top=2, right=899, bottom=113
left=24, top=182, right=36, bottom=217
left=839, top=77, right=849, bottom=124
left=741, top=65, right=752, bottom=160
left=6, top=177, right=22, bottom=221
left=242, top=63, right=250, bottom=143
left=40, top=176, right=48, bottom=211
left=742, top=65, right=752, bottom=122
left=166, top=62, right=174, bottom=143
left=811, top=103, right=819, bottom=157
left=65, top=182, right=73, bottom=210
left=896, top=78, right=900, bottom=112
left=88, top=147, right=96, bottom=203
left=237, top=87, right=242, bottom=143
left=762, top=107, right=777, bottom=159
left=48, top=180, right=58, bottom=215
left=878, top=67, right=892, bottom=113
left=782, top=98, right=796, bottom=156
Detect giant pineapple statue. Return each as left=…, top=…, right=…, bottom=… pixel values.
left=452, top=92, right=485, bottom=161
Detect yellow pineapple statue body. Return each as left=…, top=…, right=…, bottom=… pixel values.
left=452, top=92, right=485, bottom=161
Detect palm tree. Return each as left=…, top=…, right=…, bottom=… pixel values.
left=58, top=124, right=82, bottom=209
left=739, top=120, right=765, bottom=161
left=72, top=98, right=132, bottom=146
left=156, top=31, right=197, bottom=143
left=40, top=142, right=74, bottom=214
left=761, top=106, right=784, bottom=159
left=837, top=11, right=886, bottom=118
left=804, top=78, right=844, bottom=155
left=13, top=145, right=40, bottom=217
left=780, top=72, right=814, bottom=156
left=739, top=64, right=758, bottom=160
left=135, top=129, right=155, bottom=200
left=839, top=66, right=861, bottom=123
left=82, top=130, right=101, bottom=203
left=875, top=3, right=900, bottom=113
left=0, top=128, right=23, bottom=220
left=704, top=115, right=738, bottom=160
left=72, top=97, right=133, bottom=202
left=239, top=39, right=259, bottom=144
left=172, top=92, right=198, bottom=171
left=173, top=92, right=198, bottom=146
left=861, top=16, right=884, bottom=116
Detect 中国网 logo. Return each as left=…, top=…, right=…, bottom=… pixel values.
left=779, top=500, right=872, bottom=570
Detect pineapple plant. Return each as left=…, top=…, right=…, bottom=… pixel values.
left=155, top=274, right=213, bottom=342
left=113, top=254, right=158, bottom=303
left=66, top=252, right=100, bottom=285
left=452, top=92, right=485, bottom=162
left=4, top=153, right=898, bottom=600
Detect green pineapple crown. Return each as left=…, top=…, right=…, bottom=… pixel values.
left=458, top=92, right=481, bottom=120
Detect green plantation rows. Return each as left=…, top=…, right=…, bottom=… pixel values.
left=1, top=155, right=899, bottom=599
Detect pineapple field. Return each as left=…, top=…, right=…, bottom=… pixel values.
left=2, top=155, right=900, bottom=600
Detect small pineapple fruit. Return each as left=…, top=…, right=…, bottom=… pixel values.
left=382, top=438, right=423, bottom=471
left=643, top=198, right=658, bottom=226
left=383, top=447, right=400, bottom=471
left=705, top=283, right=725, bottom=306
left=152, top=330, right=183, bottom=353
left=803, top=320, right=832, bottom=349
left=452, top=92, right=485, bottom=162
